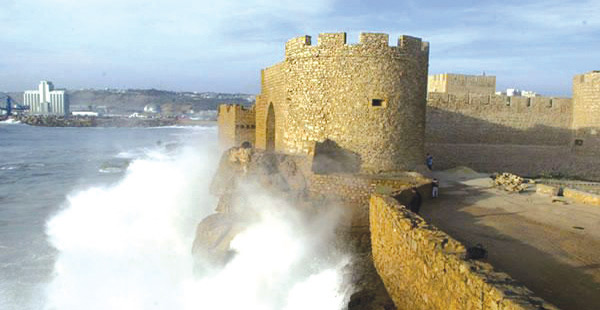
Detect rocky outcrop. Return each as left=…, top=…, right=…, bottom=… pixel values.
left=193, top=147, right=398, bottom=309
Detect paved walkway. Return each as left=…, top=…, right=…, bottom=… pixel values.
left=421, top=170, right=600, bottom=310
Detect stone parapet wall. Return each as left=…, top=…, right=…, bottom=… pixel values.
left=308, top=173, right=431, bottom=227
left=369, top=194, right=559, bottom=310
left=284, top=33, right=429, bottom=59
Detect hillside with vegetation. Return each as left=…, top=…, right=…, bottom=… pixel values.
left=7, top=89, right=254, bottom=115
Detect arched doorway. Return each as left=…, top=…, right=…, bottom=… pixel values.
left=266, top=103, right=275, bottom=151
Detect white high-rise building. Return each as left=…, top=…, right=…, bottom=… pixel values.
left=23, top=81, right=69, bottom=115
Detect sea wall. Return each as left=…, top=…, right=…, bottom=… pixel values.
left=370, top=194, right=559, bottom=310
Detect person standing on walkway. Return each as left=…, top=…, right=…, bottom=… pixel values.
left=426, top=153, right=433, bottom=170
left=432, top=178, right=439, bottom=198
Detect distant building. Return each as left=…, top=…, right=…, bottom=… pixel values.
left=143, top=104, right=161, bottom=113
left=500, top=88, right=539, bottom=97
left=72, top=111, right=99, bottom=117
left=23, top=81, right=69, bottom=115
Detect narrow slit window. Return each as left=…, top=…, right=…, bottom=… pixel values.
left=371, top=99, right=383, bottom=107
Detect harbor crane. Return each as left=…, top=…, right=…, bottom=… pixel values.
left=0, top=94, right=28, bottom=116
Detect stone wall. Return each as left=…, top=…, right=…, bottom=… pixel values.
left=427, top=92, right=573, bottom=146
left=428, top=73, right=496, bottom=95
left=422, top=91, right=600, bottom=179
left=425, top=143, right=600, bottom=179
left=255, top=62, right=286, bottom=151
left=572, top=71, right=600, bottom=154
left=370, top=194, right=559, bottom=310
left=308, top=173, right=431, bottom=227
left=255, top=32, right=430, bottom=173
left=217, top=104, right=256, bottom=150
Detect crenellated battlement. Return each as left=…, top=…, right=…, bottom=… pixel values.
left=285, top=32, right=429, bottom=59
left=359, top=32, right=389, bottom=47
left=218, top=104, right=254, bottom=114
left=317, top=32, right=346, bottom=47
left=428, top=92, right=572, bottom=111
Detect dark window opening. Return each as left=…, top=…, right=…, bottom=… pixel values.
left=527, top=98, right=532, bottom=107
left=575, top=139, right=584, bottom=146
left=548, top=99, right=554, bottom=108
left=371, top=99, right=383, bottom=107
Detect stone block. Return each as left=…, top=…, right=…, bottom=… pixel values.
left=536, top=184, right=560, bottom=196
left=563, top=188, right=600, bottom=206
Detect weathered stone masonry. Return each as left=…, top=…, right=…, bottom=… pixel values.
left=370, top=194, right=559, bottom=310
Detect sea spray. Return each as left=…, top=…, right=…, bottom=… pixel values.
left=44, top=143, right=350, bottom=309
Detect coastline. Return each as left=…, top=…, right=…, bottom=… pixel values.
left=4, top=115, right=216, bottom=127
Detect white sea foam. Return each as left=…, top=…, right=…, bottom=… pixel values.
left=44, top=141, right=350, bottom=309
left=0, top=118, right=21, bottom=124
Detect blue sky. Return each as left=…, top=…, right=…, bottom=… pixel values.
left=1, top=0, right=598, bottom=96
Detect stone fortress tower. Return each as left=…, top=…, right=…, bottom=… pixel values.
left=572, top=71, right=600, bottom=154
left=253, top=32, right=430, bottom=173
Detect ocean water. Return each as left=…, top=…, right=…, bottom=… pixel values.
left=0, top=123, right=219, bottom=309
left=0, top=123, right=350, bottom=310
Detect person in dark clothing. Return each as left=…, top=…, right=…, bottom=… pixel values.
left=408, top=188, right=422, bottom=214
left=425, top=153, right=433, bottom=170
